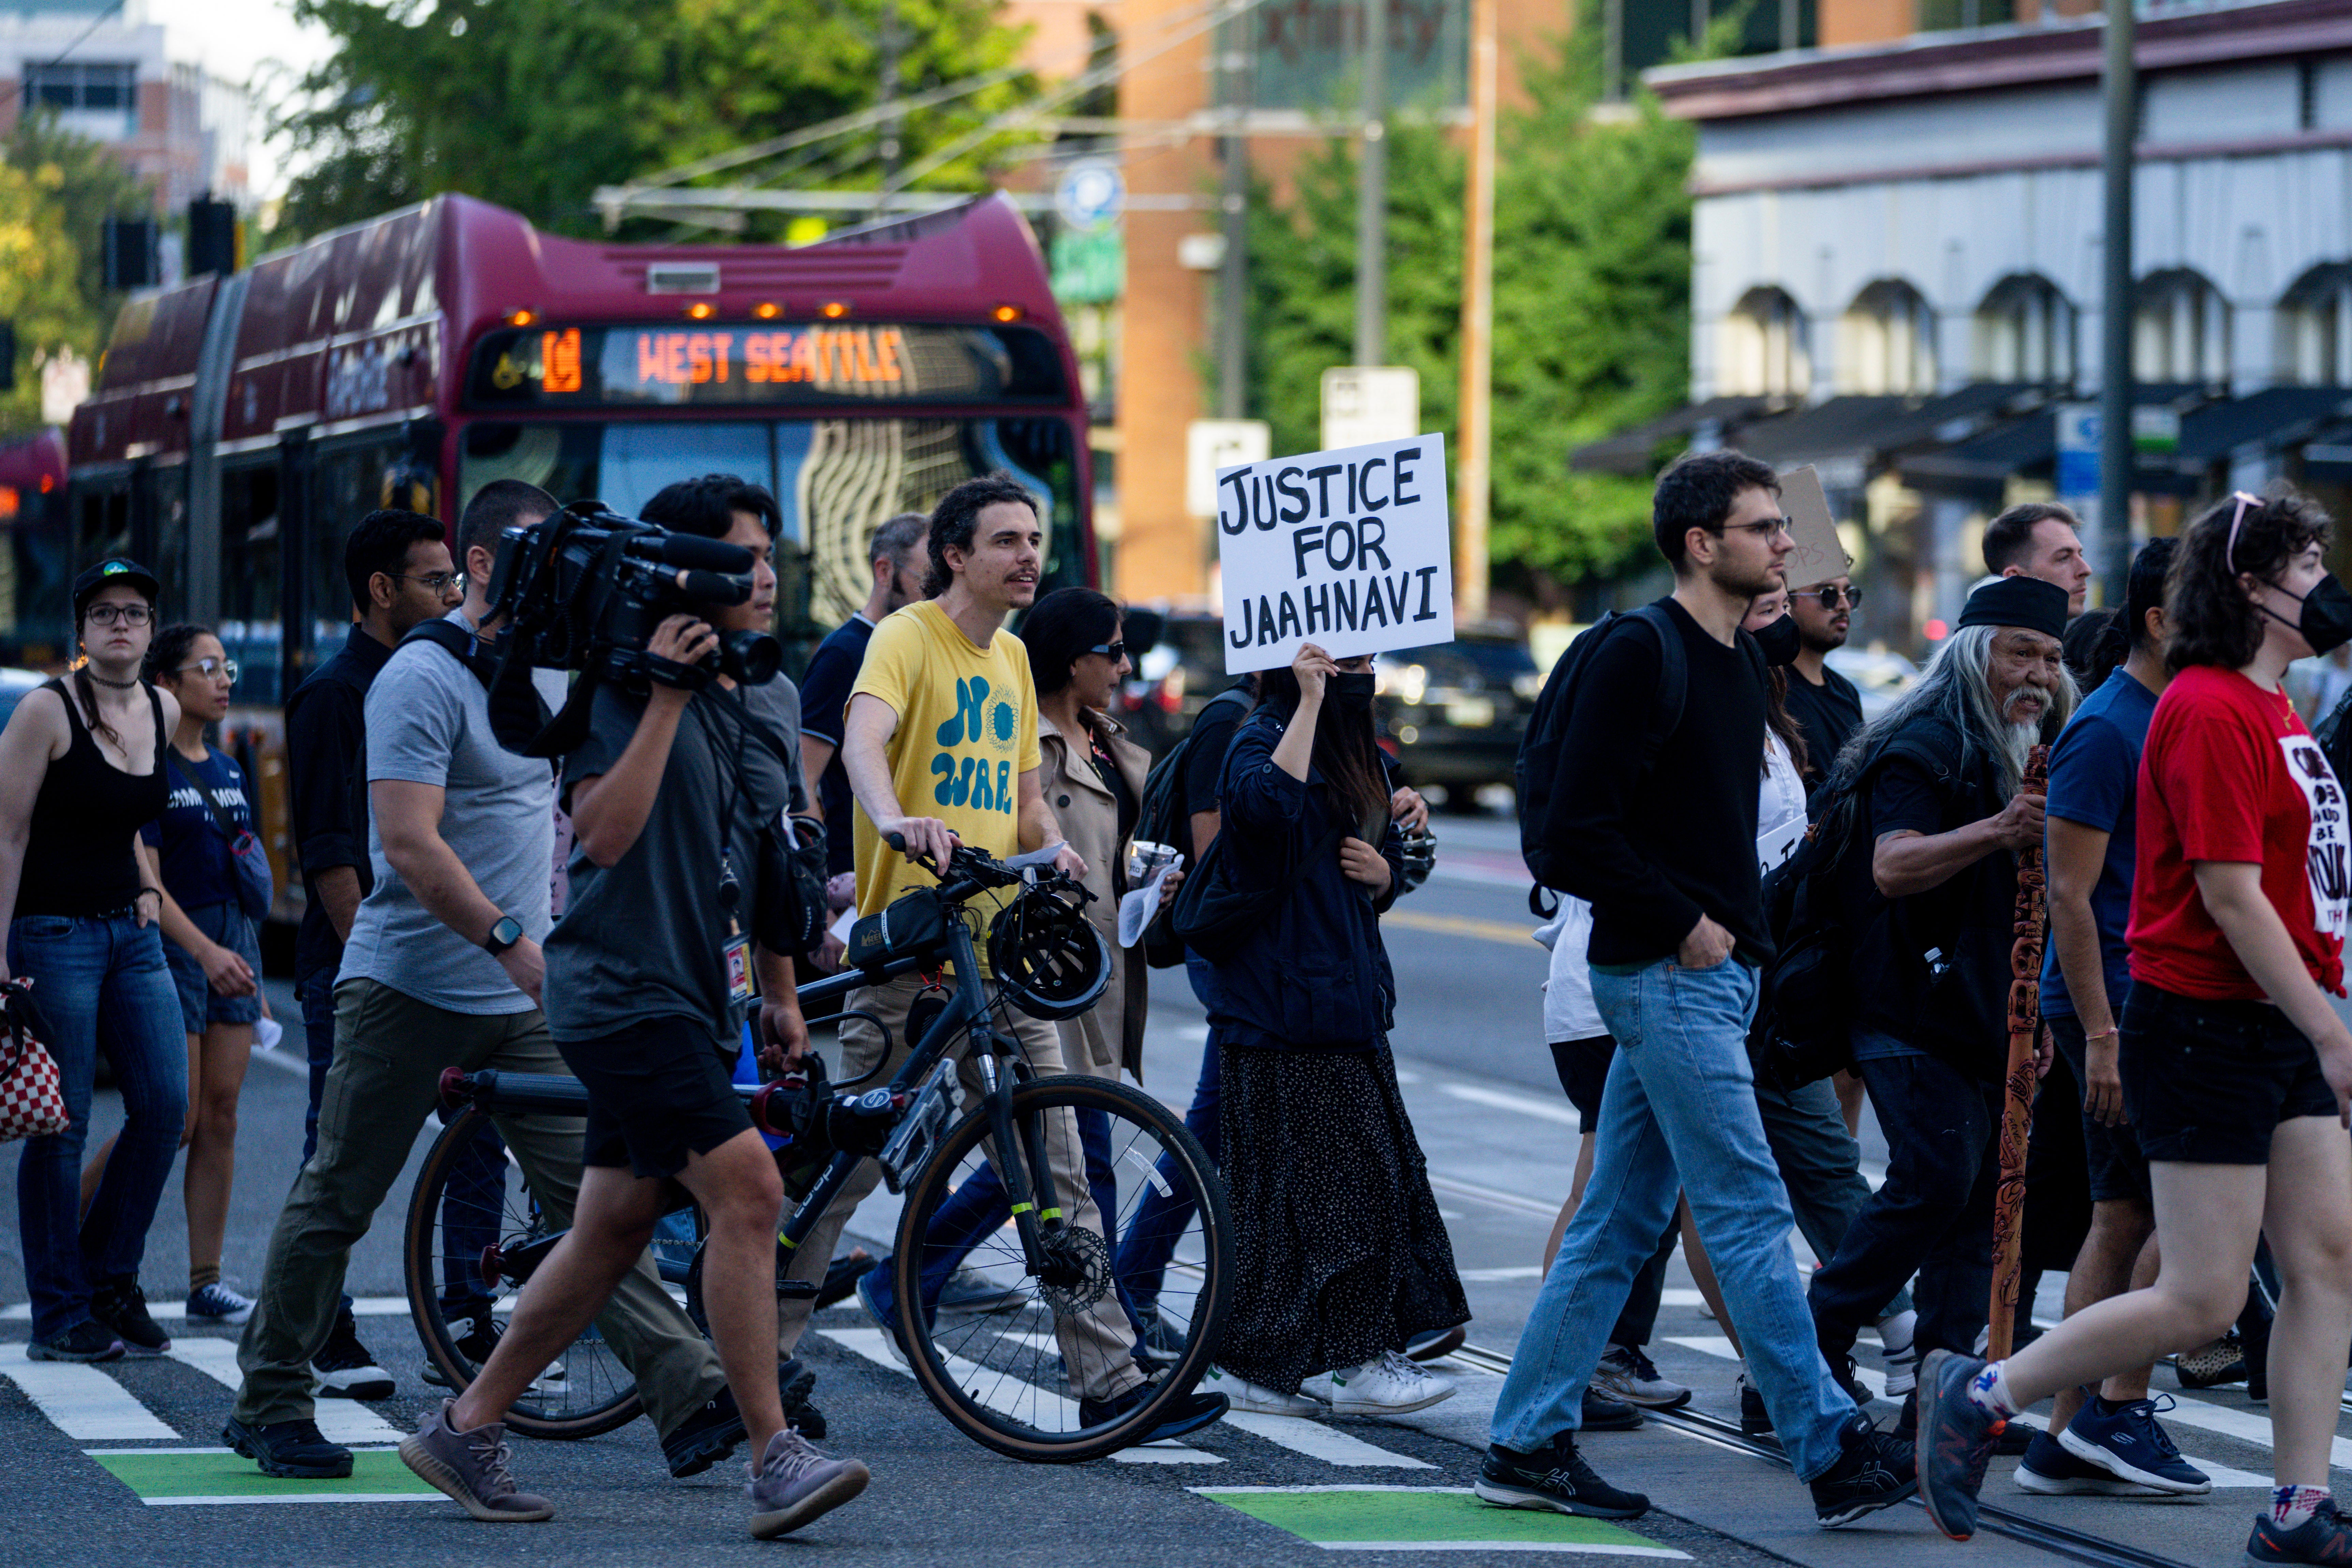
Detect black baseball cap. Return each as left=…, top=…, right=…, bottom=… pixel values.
left=71, top=558, right=161, bottom=616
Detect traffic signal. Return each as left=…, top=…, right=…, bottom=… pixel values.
left=103, top=216, right=157, bottom=289
left=187, top=196, right=236, bottom=276
left=0, top=321, right=15, bottom=392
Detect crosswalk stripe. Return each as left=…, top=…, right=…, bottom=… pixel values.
left=0, top=1359, right=178, bottom=1441
left=3, top=1296, right=414, bottom=1323
left=1222, top=1413, right=1436, bottom=1468
left=164, top=1339, right=406, bottom=1446
left=813, top=1327, right=1219, bottom=1464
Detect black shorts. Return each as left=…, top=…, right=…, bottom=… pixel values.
left=1548, top=1034, right=1615, bottom=1125
left=2119, top=983, right=2338, bottom=1167
left=557, top=1015, right=754, bottom=1180
left=2047, top=1010, right=2151, bottom=1205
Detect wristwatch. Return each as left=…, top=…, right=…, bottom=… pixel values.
left=483, top=915, right=524, bottom=955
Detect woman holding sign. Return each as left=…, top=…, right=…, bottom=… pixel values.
left=1197, top=640, right=1469, bottom=1418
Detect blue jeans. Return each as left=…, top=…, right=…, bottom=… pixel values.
left=9, top=914, right=189, bottom=1343
left=1491, top=956, right=1857, bottom=1481
left=1113, top=953, right=1225, bottom=1320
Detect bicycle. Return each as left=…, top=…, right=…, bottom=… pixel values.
left=402, top=839, right=1233, bottom=1463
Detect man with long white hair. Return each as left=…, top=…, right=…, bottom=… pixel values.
left=1805, top=575, right=2076, bottom=1436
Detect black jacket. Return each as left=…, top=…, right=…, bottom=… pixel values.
left=1206, top=706, right=1405, bottom=1050
left=286, top=625, right=391, bottom=984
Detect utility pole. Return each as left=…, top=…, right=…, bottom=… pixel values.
left=1217, top=0, right=1251, bottom=418
left=2097, top=0, right=2136, bottom=601
left=1454, top=0, right=1495, bottom=623
left=874, top=0, right=906, bottom=219
left=1354, top=0, right=1387, bottom=367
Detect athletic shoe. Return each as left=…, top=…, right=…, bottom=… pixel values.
left=26, top=1320, right=123, bottom=1363
left=1592, top=1344, right=1691, bottom=1411
left=1828, top=1352, right=1872, bottom=1411
left=1306, top=1350, right=1456, bottom=1415
left=2247, top=1496, right=2352, bottom=1565
left=2058, top=1394, right=2211, bottom=1494
left=2173, top=1333, right=2247, bottom=1390
left=1895, top=1389, right=2035, bottom=1455
left=2014, top=1428, right=2145, bottom=1495
left=314, top=1310, right=394, bottom=1400
left=1737, top=1371, right=1772, bottom=1435
left=400, top=1400, right=555, bottom=1522
left=1810, top=1411, right=1919, bottom=1528
left=782, top=1359, right=827, bottom=1441
left=662, top=1386, right=750, bottom=1479
left=1584, top=1388, right=1643, bottom=1432
left=186, top=1281, right=255, bottom=1326
left=224, top=1414, right=353, bottom=1480
left=1203, top=1363, right=1322, bottom=1416
left=1877, top=1310, right=1919, bottom=1398
left=88, top=1277, right=169, bottom=1357
left=854, top=1268, right=909, bottom=1366
left=1475, top=1431, right=1650, bottom=1520
left=1079, top=1377, right=1228, bottom=1445
left=813, top=1249, right=877, bottom=1310
left=420, top=1313, right=565, bottom=1390
left=1915, top=1350, right=2002, bottom=1542
left=936, top=1267, right=1029, bottom=1314
left=1407, top=1324, right=1467, bottom=1362
left=746, top=1426, right=869, bottom=1540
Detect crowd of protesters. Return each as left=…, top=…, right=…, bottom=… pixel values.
left=9, top=448, right=2352, bottom=1563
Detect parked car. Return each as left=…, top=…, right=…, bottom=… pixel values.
left=1374, top=632, right=1542, bottom=805
left=1825, top=645, right=1920, bottom=721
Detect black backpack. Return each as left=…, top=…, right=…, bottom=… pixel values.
left=1513, top=606, right=1688, bottom=915
left=1133, top=683, right=1256, bottom=969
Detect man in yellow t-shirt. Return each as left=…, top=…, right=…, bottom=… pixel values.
left=774, top=476, right=1223, bottom=1444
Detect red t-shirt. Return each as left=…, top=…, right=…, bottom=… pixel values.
left=2128, top=664, right=2349, bottom=999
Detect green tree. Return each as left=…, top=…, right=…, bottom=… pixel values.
left=274, top=0, right=1036, bottom=243
left=0, top=114, right=153, bottom=430
left=1243, top=10, right=1697, bottom=593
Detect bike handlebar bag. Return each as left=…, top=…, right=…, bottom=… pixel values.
left=846, top=887, right=952, bottom=975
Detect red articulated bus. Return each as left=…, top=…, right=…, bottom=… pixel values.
left=47, top=192, right=1096, bottom=926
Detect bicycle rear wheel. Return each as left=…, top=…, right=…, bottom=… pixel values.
left=401, top=1104, right=645, bottom=1439
left=889, top=1074, right=1231, bottom=1463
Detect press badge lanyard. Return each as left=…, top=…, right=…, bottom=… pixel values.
left=694, top=694, right=758, bottom=1012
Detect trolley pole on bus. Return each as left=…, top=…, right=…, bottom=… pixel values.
left=2096, top=0, right=2137, bottom=601
left=1453, top=0, right=1495, bottom=623
left=1218, top=0, right=1252, bottom=419
left=1354, top=0, right=1387, bottom=369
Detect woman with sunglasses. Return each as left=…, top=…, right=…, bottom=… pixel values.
left=0, top=560, right=190, bottom=1362
left=1918, top=491, right=2352, bottom=1566
left=75, top=625, right=264, bottom=1326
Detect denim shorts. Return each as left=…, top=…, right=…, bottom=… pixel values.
left=164, top=900, right=263, bottom=1035
left=2120, top=982, right=2338, bottom=1166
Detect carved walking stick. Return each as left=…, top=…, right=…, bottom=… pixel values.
left=1986, top=742, right=2050, bottom=1362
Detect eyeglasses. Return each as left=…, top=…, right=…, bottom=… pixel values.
left=1718, top=516, right=1795, bottom=539
left=1807, top=585, right=1862, bottom=610
left=176, top=656, right=239, bottom=683
left=84, top=602, right=153, bottom=627
left=385, top=571, right=464, bottom=593
left=1084, top=641, right=1128, bottom=662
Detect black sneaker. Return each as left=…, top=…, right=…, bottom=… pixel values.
left=1582, top=1387, right=1642, bottom=1432
left=1810, top=1411, right=1917, bottom=1527
left=1475, top=1432, right=1649, bottom=1519
left=1407, top=1325, right=1468, bottom=1362
left=2012, top=1428, right=2141, bottom=1495
left=1896, top=1388, right=2035, bottom=1455
left=26, top=1319, right=124, bottom=1363
left=314, top=1309, right=394, bottom=1400
left=1915, top=1349, right=2002, bottom=1542
left=779, top=1358, right=824, bottom=1440
left=1829, top=1353, right=1872, bottom=1411
left=814, top=1249, right=878, bottom=1310
left=1079, top=1378, right=1227, bottom=1446
left=2248, top=1496, right=2352, bottom=1565
left=663, top=1386, right=749, bottom=1478
left=88, top=1277, right=169, bottom=1357
left=1737, top=1372, right=1772, bottom=1435
left=223, top=1414, right=354, bottom=1479
left=422, top=1313, right=501, bottom=1388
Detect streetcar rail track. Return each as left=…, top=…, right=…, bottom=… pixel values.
left=1441, top=1343, right=2201, bottom=1568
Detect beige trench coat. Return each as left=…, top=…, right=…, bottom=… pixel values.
left=1037, top=707, right=1151, bottom=1082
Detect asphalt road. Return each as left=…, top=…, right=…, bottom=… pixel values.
left=0, top=811, right=2336, bottom=1567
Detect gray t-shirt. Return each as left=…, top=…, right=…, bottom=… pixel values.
left=546, top=681, right=793, bottom=1048
left=741, top=675, right=811, bottom=815
left=338, top=619, right=557, bottom=1014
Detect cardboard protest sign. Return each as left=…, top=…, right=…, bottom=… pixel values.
left=1779, top=464, right=1853, bottom=590
left=1215, top=433, right=1453, bottom=674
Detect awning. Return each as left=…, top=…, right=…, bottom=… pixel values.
left=2176, top=386, right=2352, bottom=463
left=1568, top=395, right=1778, bottom=475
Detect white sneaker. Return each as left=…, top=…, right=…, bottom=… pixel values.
left=1876, top=1309, right=1918, bottom=1398
left=1202, top=1363, right=1322, bottom=1415
left=1307, top=1350, right=1456, bottom=1416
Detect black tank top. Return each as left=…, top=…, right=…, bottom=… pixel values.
left=19, top=678, right=169, bottom=917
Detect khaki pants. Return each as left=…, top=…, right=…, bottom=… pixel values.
left=232, top=979, right=726, bottom=1432
left=776, top=971, right=1145, bottom=1402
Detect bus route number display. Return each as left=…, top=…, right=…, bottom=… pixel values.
left=469, top=321, right=1031, bottom=408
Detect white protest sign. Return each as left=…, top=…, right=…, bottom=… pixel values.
left=1215, top=432, right=1452, bottom=675
left=1778, top=464, right=1853, bottom=591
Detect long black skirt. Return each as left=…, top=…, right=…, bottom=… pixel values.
left=1215, top=1037, right=1470, bottom=1394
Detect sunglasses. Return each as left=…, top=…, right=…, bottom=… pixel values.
left=1084, top=641, right=1128, bottom=662
left=176, top=656, right=239, bottom=683
left=1806, top=585, right=1862, bottom=610
left=85, top=602, right=154, bottom=627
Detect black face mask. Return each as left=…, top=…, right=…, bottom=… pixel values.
left=2262, top=574, right=2352, bottom=658
left=1330, top=671, right=1377, bottom=711
left=1751, top=612, right=1803, bottom=667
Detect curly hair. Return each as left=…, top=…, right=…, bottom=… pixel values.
left=2165, top=490, right=2332, bottom=673
left=924, top=474, right=1039, bottom=598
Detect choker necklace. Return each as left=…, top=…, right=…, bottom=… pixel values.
left=82, top=670, right=139, bottom=689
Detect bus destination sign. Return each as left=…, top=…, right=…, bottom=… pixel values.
left=468, top=321, right=1061, bottom=408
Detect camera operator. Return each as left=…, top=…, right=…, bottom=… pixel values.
left=230, top=486, right=737, bottom=1497
left=412, top=479, right=870, bottom=1540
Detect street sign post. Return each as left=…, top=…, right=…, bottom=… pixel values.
left=1320, top=366, right=1419, bottom=451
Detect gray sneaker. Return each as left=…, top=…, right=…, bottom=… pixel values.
left=747, top=1427, right=871, bottom=1540
left=399, top=1400, right=556, bottom=1523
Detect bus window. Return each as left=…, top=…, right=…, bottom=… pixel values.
left=76, top=480, right=131, bottom=567
left=149, top=463, right=189, bottom=624
left=2, top=483, right=72, bottom=663
left=311, top=437, right=405, bottom=666
left=221, top=461, right=285, bottom=706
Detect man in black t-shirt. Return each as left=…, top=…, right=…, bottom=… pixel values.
left=798, top=514, right=928, bottom=880
left=1782, top=575, right=1865, bottom=789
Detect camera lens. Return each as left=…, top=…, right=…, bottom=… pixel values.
left=721, top=630, right=782, bottom=686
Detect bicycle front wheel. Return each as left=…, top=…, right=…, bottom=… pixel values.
left=401, top=1104, right=645, bottom=1439
left=890, top=1073, right=1231, bottom=1463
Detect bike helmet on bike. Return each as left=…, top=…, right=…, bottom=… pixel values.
left=987, top=880, right=1113, bottom=1021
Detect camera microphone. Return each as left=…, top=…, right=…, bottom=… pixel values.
left=677, top=569, right=753, bottom=605
left=655, top=533, right=757, bottom=574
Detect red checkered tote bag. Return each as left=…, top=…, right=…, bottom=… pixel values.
left=0, top=979, right=69, bottom=1142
